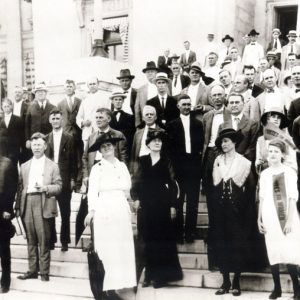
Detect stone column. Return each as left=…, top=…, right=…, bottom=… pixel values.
left=6, top=0, right=23, bottom=99
left=297, top=0, right=300, bottom=34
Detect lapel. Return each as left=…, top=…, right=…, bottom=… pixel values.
left=47, top=132, right=54, bottom=158
left=59, top=133, right=67, bottom=157
left=195, top=83, right=205, bottom=105
left=24, top=160, right=32, bottom=187
left=63, top=98, right=71, bottom=113
left=237, top=115, right=248, bottom=130
left=258, top=92, right=266, bottom=115
left=205, top=111, right=214, bottom=142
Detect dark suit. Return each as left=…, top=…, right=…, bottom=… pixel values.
left=167, top=115, right=204, bottom=240
left=126, top=88, right=137, bottom=115
left=109, top=110, right=135, bottom=157
left=25, top=100, right=56, bottom=141
left=157, top=56, right=172, bottom=75
left=288, top=97, right=300, bottom=134
left=180, top=51, right=197, bottom=71
left=250, top=84, right=264, bottom=98
left=146, top=95, right=180, bottom=128
left=169, top=74, right=191, bottom=96
left=0, top=157, right=17, bottom=289
left=45, top=131, right=76, bottom=245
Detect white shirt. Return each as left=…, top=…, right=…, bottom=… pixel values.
left=224, top=85, right=232, bottom=97
left=208, top=108, right=224, bottom=147
left=187, top=82, right=200, bottom=109
left=139, top=124, right=156, bottom=157
left=242, top=42, right=264, bottom=69
left=185, top=50, right=191, bottom=61
left=122, top=87, right=133, bottom=115
left=231, top=112, right=244, bottom=130
left=172, top=75, right=182, bottom=96
left=38, top=101, right=46, bottom=110
left=158, top=93, right=167, bottom=109
left=180, top=114, right=191, bottom=153
left=27, top=155, right=46, bottom=193
left=13, top=101, right=23, bottom=117
left=95, top=127, right=110, bottom=160
left=4, top=113, right=12, bottom=127
left=147, top=83, right=157, bottom=100
left=204, top=65, right=221, bottom=81
left=273, top=38, right=282, bottom=54
left=53, top=128, right=63, bottom=164
left=264, top=87, right=284, bottom=112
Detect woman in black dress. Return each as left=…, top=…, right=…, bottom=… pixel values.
left=131, top=129, right=182, bottom=288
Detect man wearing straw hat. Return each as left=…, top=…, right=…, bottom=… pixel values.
left=281, top=30, right=300, bottom=70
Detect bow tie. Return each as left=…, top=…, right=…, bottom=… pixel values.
left=114, top=110, right=122, bottom=115
left=251, top=42, right=256, bottom=45
left=295, top=89, right=300, bottom=93
left=267, top=88, right=274, bottom=93
left=214, top=110, right=223, bottom=115
left=248, top=85, right=253, bottom=90
left=124, top=90, right=129, bottom=94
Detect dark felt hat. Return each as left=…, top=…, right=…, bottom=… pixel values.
left=145, top=129, right=166, bottom=145
left=215, top=128, right=244, bottom=150
left=117, top=69, right=135, bottom=80
left=222, top=34, right=234, bottom=42
left=142, top=61, right=159, bottom=73
left=248, top=29, right=260, bottom=36
left=190, top=62, right=205, bottom=76
left=88, top=132, right=124, bottom=153
left=260, top=107, right=288, bottom=129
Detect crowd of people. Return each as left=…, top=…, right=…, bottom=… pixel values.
left=1, top=27, right=300, bottom=299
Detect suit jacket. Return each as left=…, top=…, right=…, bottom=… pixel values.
left=0, top=114, right=24, bottom=164
left=82, top=128, right=128, bottom=178
left=169, top=74, right=191, bottom=95
left=288, top=97, right=300, bottom=134
left=250, top=84, right=264, bottom=98
left=135, top=84, right=149, bottom=127
left=266, top=38, right=287, bottom=52
left=220, top=114, right=259, bottom=162
left=129, top=88, right=137, bottom=115
left=146, top=95, right=179, bottom=127
left=25, top=100, right=56, bottom=141
left=57, top=97, right=82, bottom=141
left=180, top=51, right=197, bottom=70
left=109, top=110, right=135, bottom=156
left=45, top=131, right=76, bottom=191
left=157, top=56, right=172, bottom=74
left=281, top=43, right=300, bottom=70
left=292, top=115, right=300, bottom=149
left=18, top=101, right=29, bottom=125
left=16, top=157, right=62, bottom=218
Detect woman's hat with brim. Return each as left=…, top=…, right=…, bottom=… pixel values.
left=215, top=127, right=244, bottom=150
left=170, top=53, right=180, bottom=59
left=190, top=62, right=205, bottom=76
left=260, top=107, right=288, bottom=129
left=145, top=129, right=166, bottom=146
left=283, top=71, right=292, bottom=86
left=222, top=34, right=234, bottom=43
left=88, top=132, right=124, bottom=153
left=142, top=61, right=159, bottom=73
left=33, top=82, right=48, bottom=93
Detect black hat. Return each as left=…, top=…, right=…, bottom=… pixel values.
left=222, top=34, right=234, bottom=42
left=215, top=128, right=244, bottom=150
left=260, top=107, right=288, bottom=129
left=116, top=69, right=135, bottom=80
left=248, top=29, right=259, bottom=36
left=88, top=132, right=124, bottom=153
left=142, top=61, right=159, bottom=73
left=190, top=62, right=205, bottom=76
left=145, top=129, right=166, bottom=146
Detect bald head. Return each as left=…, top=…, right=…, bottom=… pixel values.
left=87, top=77, right=99, bottom=94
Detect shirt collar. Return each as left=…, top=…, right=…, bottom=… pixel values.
left=53, top=128, right=63, bottom=135
left=159, top=93, right=168, bottom=100
left=180, top=114, right=190, bottom=120
left=147, top=124, right=156, bottom=129
left=214, top=106, right=224, bottom=113
left=32, top=155, right=46, bottom=163
left=231, top=112, right=243, bottom=120
left=4, top=112, right=12, bottom=118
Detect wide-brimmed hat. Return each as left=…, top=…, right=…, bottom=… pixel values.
left=190, top=62, right=205, bottom=76
left=248, top=29, right=259, bottom=36
left=170, top=53, right=180, bottom=59
left=142, top=61, right=159, bottom=73
left=109, top=88, right=127, bottom=100
left=283, top=71, right=292, bottom=85
left=287, top=30, right=297, bottom=37
left=145, top=129, right=166, bottom=145
left=154, top=72, right=170, bottom=83
left=88, top=132, right=124, bottom=153
left=222, top=34, right=234, bottom=42
left=260, top=107, right=288, bottom=129
left=215, top=128, right=244, bottom=150
left=207, top=33, right=215, bottom=37
left=272, top=28, right=281, bottom=35
left=116, top=69, right=135, bottom=80
left=266, top=51, right=277, bottom=58
left=34, top=82, right=48, bottom=93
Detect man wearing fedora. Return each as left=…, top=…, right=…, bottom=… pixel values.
left=109, top=89, right=135, bottom=157
left=218, top=34, right=234, bottom=65
left=134, top=61, right=159, bottom=127
left=169, top=63, right=190, bottom=97
left=157, top=49, right=172, bottom=75
left=117, top=69, right=137, bottom=115
left=242, top=29, right=264, bottom=69
left=25, top=82, right=56, bottom=152
left=281, top=30, right=300, bottom=71
left=146, top=72, right=179, bottom=128
left=180, top=41, right=197, bottom=73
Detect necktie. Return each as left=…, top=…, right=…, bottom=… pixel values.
left=174, top=76, right=178, bottom=87
left=248, top=85, right=253, bottom=90
left=267, top=88, right=274, bottom=93
left=291, top=44, right=294, bottom=53
left=234, top=117, right=240, bottom=128
left=161, top=97, right=165, bottom=109
left=295, top=89, right=300, bottom=93
left=274, top=39, right=278, bottom=49
left=68, top=97, right=73, bottom=110
left=226, top=47, right=229, bottom=55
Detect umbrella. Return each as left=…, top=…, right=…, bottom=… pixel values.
left=75, top=193, right=88, bottom=245
left=87, top=221, right=105, bottom=300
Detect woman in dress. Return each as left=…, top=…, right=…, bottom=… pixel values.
left=211, top=128, right=257, bottom=297
left=258, top=139, right=300, bottom=300
left=85, top=133, right=136, bottom=297
left=131, top=129, right=183, bottom=288
left=255, top=107, right=297, bottom=173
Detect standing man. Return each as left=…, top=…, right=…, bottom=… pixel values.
left=146, top=72, right=179, bottom=127
left=266, top=28, right=286, bottom=69
left=25, top=82, right=56, bottom=151
left=203, top=52, right=220, bottom=81
left=180, top=41, right=197, bottom=73
left=281, top=30, right=300, bottom=71
left=57, top=79, right=82, bottom=190
left=223, top=47, right=243, bottom=79
left=169, top=63, right=190, bottom=97
left=16, top=133, right=62, bottom=282
left=243, top=65, right=264, bottom=98
left=45, top=109, right=76, bottom=252
left=12, top=86, right=28, bottom=122
left=167, top=94, right=204, bottom=243
left=134, top=61, right=159, bottom=127
left=288, top=66, right=300, bottom=132
left=117, top=69, right=137, bottom=115
left=157, top=49, right=172, bottom=75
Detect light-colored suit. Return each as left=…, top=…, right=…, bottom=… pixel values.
left=281, top=43, right=300, bottom=70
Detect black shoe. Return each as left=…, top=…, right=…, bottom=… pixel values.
left=215, top=283, right=231, bottom=295
left=142, top=280, right=151, bottom=287
left=0, top=287, right=9, bottom=293
left=41, top=274, right=49, bottom=281
left=269, top=290, right=282, bottom=299
left=232, top=288, right=241, bottom=296
left=17, top=272, right=38, bottom=280
left=61, top=244, right=68, bottom=252
left=152, top=280, right=167, bottom=289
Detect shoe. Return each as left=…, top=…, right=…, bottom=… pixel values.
left=0, top=287, right=9, bottom=293
left=17, top=272, right=38, bottom=280
left=50, top=244, right=55, bottom=250
left=152, top=280, right=167, bottom=289
left=269, top=290, right=282, bottom=299
left=41, top=274, right=49, bottom=281
left=142, top=280, right=151, bottom=287
left=215, top=287, right=230, bottom=295
left=232, top=288, right=241, bottom=296
left=61, top=244, right=68, bottom=252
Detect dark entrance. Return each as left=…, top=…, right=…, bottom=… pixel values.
left=275, top=5, right=298, bottom=43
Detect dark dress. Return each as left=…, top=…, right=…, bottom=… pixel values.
left=132, top=154, right=183, bottom=283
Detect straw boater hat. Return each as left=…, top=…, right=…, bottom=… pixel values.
left=142, top=61, right=159, bottom=73
left=272, top=28, right=281, bottom=35
left=154, top=72, right=170, bottom=83
left=260, top=107, right=288, bottom=129
left=116, top=69, right=135, bottom=80
left=88, top=132, right=124, bottom=153
left=145, top=129, right=166, bottom=145
left=287, top=30, right=298, bottom=37
left=215, top=128, right=244, bottom=150
left=33, top=82, right=48, bottom=93
left=222, top=34, right=234, bottom=43
left=109, top=88, right=126, bottom=100
left=266, top=51, right=277, bottom=58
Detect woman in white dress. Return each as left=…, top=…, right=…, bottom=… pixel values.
left=258, top=139, right=300, bottom=300
left=85, top=133, right=136, bottom=297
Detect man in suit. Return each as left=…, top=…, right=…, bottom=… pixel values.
left=181, top=62, right=213, bottom=121
left=285, top=66, right=300, bottom=112
left=266, top=28, right=286, bottom=69
left=222, top=47, right=243, bottom=79
left=219, top=69, right=233, bottom=98
left=12, top=86, right=28, bottom=123
left=180, top=41, right=197, bottom=73
left=169, top=63, right=190, bottom=97
left=45, top=109, right=76, bottom=252
left=117, top=69, right=137, bottom=115
left=281, top=30, right=300, bottom=71
left=266, top=51, right=281, bottom=83
left=82, top=108, right=127, bottom=186
left=243, top=65, right=264, bottom=98
left=16, top=132, right=62, bottom=282
left=57, top=80, right=82, bottom=190
left=167, top=94, right=204, bottom=243
left=25, top=82, right=56, bottom=151
left=109, top=89, right=135, bottom=157
left=134, top=61, right=159, bottom=127
left=157, top=48, right=172, bottom=75
left=288, top=66, right=300, bottom=132
left=146, top=72, right=179, bottom=128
